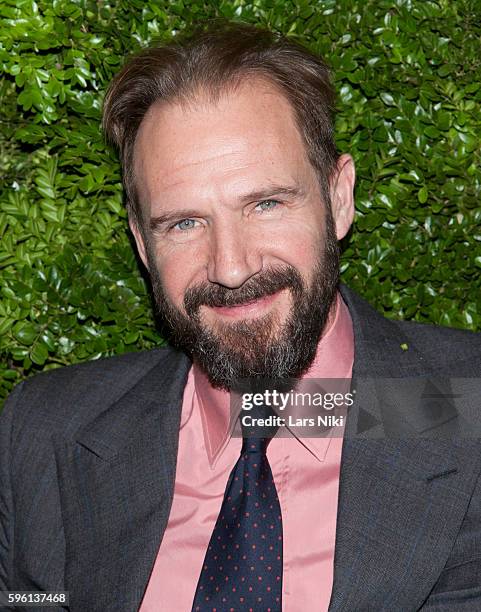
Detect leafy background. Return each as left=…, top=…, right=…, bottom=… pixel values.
left=1, top=0, right=480, bottom=405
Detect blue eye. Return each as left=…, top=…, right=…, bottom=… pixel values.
left=174, top=219, right=197, bottom=231
left=256, top=199, right=280, bottom=212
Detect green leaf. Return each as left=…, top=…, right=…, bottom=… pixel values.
left=438, top=64, right=454, bottom=77
left=417, top=186, right=428, bottom=204
left=13, top=322, right=38, bottom=346
left=30, top=342, right=49, bottom=366
left=380, top=92, right=395, bottom=106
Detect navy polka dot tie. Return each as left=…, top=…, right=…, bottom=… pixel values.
left=192, top=420, right=283, bottom=611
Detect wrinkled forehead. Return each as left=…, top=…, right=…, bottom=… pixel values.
left=132, top=76, right=315, bottom=207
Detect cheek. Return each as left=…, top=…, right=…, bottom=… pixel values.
left=261, top=218, right=323, bottom=270
left=151, top=241, right=207, bottom=307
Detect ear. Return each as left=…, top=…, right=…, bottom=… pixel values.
left=330, top=153, right=355, bottom=240
left=129, top=218, right=150, bottom=270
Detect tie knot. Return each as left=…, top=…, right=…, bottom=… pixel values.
left=240, top=403, right=280, bottom=442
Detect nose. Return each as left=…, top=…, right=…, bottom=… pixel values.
left=207, top=221, right=262, bottom=288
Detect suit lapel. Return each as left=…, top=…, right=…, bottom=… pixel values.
left=54, top=350, right=191, bottom=612
left=329, top=286, right=481, bottom=610
left=329, top=436, right=480, bottom=611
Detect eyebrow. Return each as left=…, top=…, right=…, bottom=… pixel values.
left=148, top=183, right=304, bottom=232
left=149, top=209, right=203, bottom=232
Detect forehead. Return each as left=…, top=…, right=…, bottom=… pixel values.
left=133, top=77, right=314, bottom=207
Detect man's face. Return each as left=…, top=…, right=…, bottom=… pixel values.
left=131, top=78, right=355, bottom=389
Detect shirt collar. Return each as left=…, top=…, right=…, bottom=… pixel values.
left=192, top=291, right=354, bottom=467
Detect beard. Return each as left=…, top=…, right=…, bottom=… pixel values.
left=146, top=210, right=340, bottom=392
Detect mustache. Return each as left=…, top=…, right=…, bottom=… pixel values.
left=183, top=265, right=304, bottom=315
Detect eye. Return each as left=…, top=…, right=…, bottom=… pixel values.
left=172, top=218, right=198, bottom=231
left=255, top=199, right=281, bottom=212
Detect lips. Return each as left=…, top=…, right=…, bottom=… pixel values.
left=207, top=291, right=282, bottom=318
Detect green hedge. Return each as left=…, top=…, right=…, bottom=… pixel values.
left=1, top=0, right=480, bottom=404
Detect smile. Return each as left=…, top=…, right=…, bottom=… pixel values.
left=206, top=290, right=283, bottom=319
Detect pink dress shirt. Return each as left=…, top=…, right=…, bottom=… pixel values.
left=139, top=292, right=354, bottom=611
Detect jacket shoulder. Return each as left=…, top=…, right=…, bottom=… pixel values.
left=395, top=318, right=481, bottom=373
left=1, top=347, right=190, bottom=439
left=339, top=283, right=480, bottom=376
left=397, top=321, right=481, bottom=357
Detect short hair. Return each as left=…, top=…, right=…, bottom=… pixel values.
left=102, top=21, right=339, bottom=227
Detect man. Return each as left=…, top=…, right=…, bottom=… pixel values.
left=1, top=21, right=481, bottom=612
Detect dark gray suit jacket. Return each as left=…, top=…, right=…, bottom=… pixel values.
left=1, top=285, right=481, bottom=611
